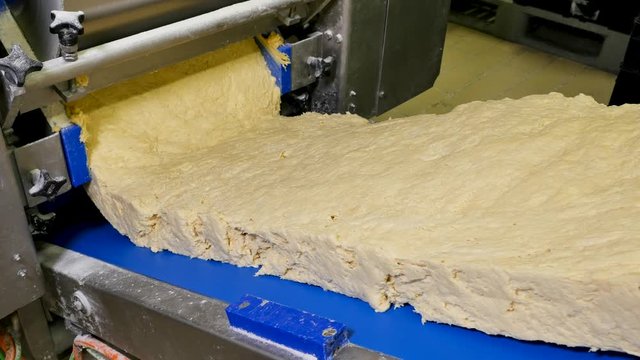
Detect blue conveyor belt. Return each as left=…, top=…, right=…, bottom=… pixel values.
left=47, top=219, right=636, bottom=360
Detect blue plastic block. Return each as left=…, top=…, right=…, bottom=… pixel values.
left=256, top=38, right=292, bottom=94
left=60, top=124, right=91, bottom=187
left=226, top=295, right=349, bottom=359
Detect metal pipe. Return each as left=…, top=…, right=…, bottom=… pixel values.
left=25, top=0, right=309, bottom=90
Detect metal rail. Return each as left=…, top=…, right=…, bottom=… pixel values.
left=39, top=243, right=393, bottom=360
left=25, top=0, right=310, bottom=90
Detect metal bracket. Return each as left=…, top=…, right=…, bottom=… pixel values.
left=13, top=132, right=72, bottom=207
left=291, top=32, right=326, bottom=90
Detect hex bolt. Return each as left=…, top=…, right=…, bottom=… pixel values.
left=324, top=30, right=333, bottom=40
left=335, top=34, right=343, bottom=44
left=378, top=91, right=386, bottom=99
left=71, top=291, right=90, bottom=315
left=348, top=103, right=357, bottom=113
left=349, top=90, right=357, bottom=97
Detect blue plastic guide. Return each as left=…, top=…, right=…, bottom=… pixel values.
left=256, top=37, right=293, bottom=94
left=227, top=295, right=349, bottom=359
left=59, top=124, right=91, bottom=188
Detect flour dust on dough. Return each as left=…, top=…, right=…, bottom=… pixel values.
left=69, top=39, right=640, bottom=356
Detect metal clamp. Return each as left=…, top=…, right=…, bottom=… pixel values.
left=0, top=45, right=43, bottom=87
left=50, top=11, right=85, bottom=62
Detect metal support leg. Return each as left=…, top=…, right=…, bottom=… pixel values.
left=16, top=300, right=56, bottom=360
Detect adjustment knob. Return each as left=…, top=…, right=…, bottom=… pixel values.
left=0, top=45, right=43, bottom=87
left=50, top=10, right=85, bottom=61
left=28, top=169, right=67, bottom=199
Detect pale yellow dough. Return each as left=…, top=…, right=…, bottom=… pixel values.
left=71, top=39, right=640, bottom=356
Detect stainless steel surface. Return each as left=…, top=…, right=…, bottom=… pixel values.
left=40, top=243, right=275, bottom=360
left=307, top=0, right=347, bottom=114
left=16, top=300, right=56, bottom=360
left=5, top=0, right=62, bottom=61
left=336, top=345, right=398, bottom=360
left=377, top=0, right=450, bottom=113
left=13, top=132, right=71, bottom=208
left=40, top=243, right=392, bottom=359
left=291, top=32, right=324, bottom=91
left=339, top=0, right=388, bottom=117
left=310, top=0, right=449, bottom=117
left=0, top=131, right=44, bottom=320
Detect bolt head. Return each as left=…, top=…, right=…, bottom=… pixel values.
left=322, top=327, right=337, bottom=337
left=324, top=30, right=333, bottom=40
left=238, top=301, right=250, bottom=309
left=71, top=291, right=90, bottom=315
left=71, top=297, right=84, bottom=312
left=335, top=34, right=343, bottom=43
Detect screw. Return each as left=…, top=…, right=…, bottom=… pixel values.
left=322, top=327, right=337, bottom=337
left=335, top=34, right=343, bottom=44
left=348, top=103, right=357, bottom=113
left=238, top=301, right=250, bottom=309
left=12, top=253, right=21, bottom=261
left=378, top=91, right=385, bottom=99
left=349, top=90, right=357, bottom=97
left=17, top=269, right=27, bottom=277
left=324, top=30, right=333, bottom=40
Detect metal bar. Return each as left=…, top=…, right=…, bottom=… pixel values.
left=56, top=15, right=281, bottom=104
left=39, top=243, right=391, bottom=359
left=25, top=0, right=311, bottom=90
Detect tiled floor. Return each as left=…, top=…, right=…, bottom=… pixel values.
left=379, top=23, right=617, bottom=119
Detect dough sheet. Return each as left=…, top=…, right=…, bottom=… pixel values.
left=69, top=39, right=640, bottom=356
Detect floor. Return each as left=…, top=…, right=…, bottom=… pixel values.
left=379, top=23, right=617, bottom=119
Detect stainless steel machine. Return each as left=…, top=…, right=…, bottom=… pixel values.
left=0, top=0, right=449, bottom=358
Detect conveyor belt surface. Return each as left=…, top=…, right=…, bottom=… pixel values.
left=46, top=218, right=636, bottom=360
